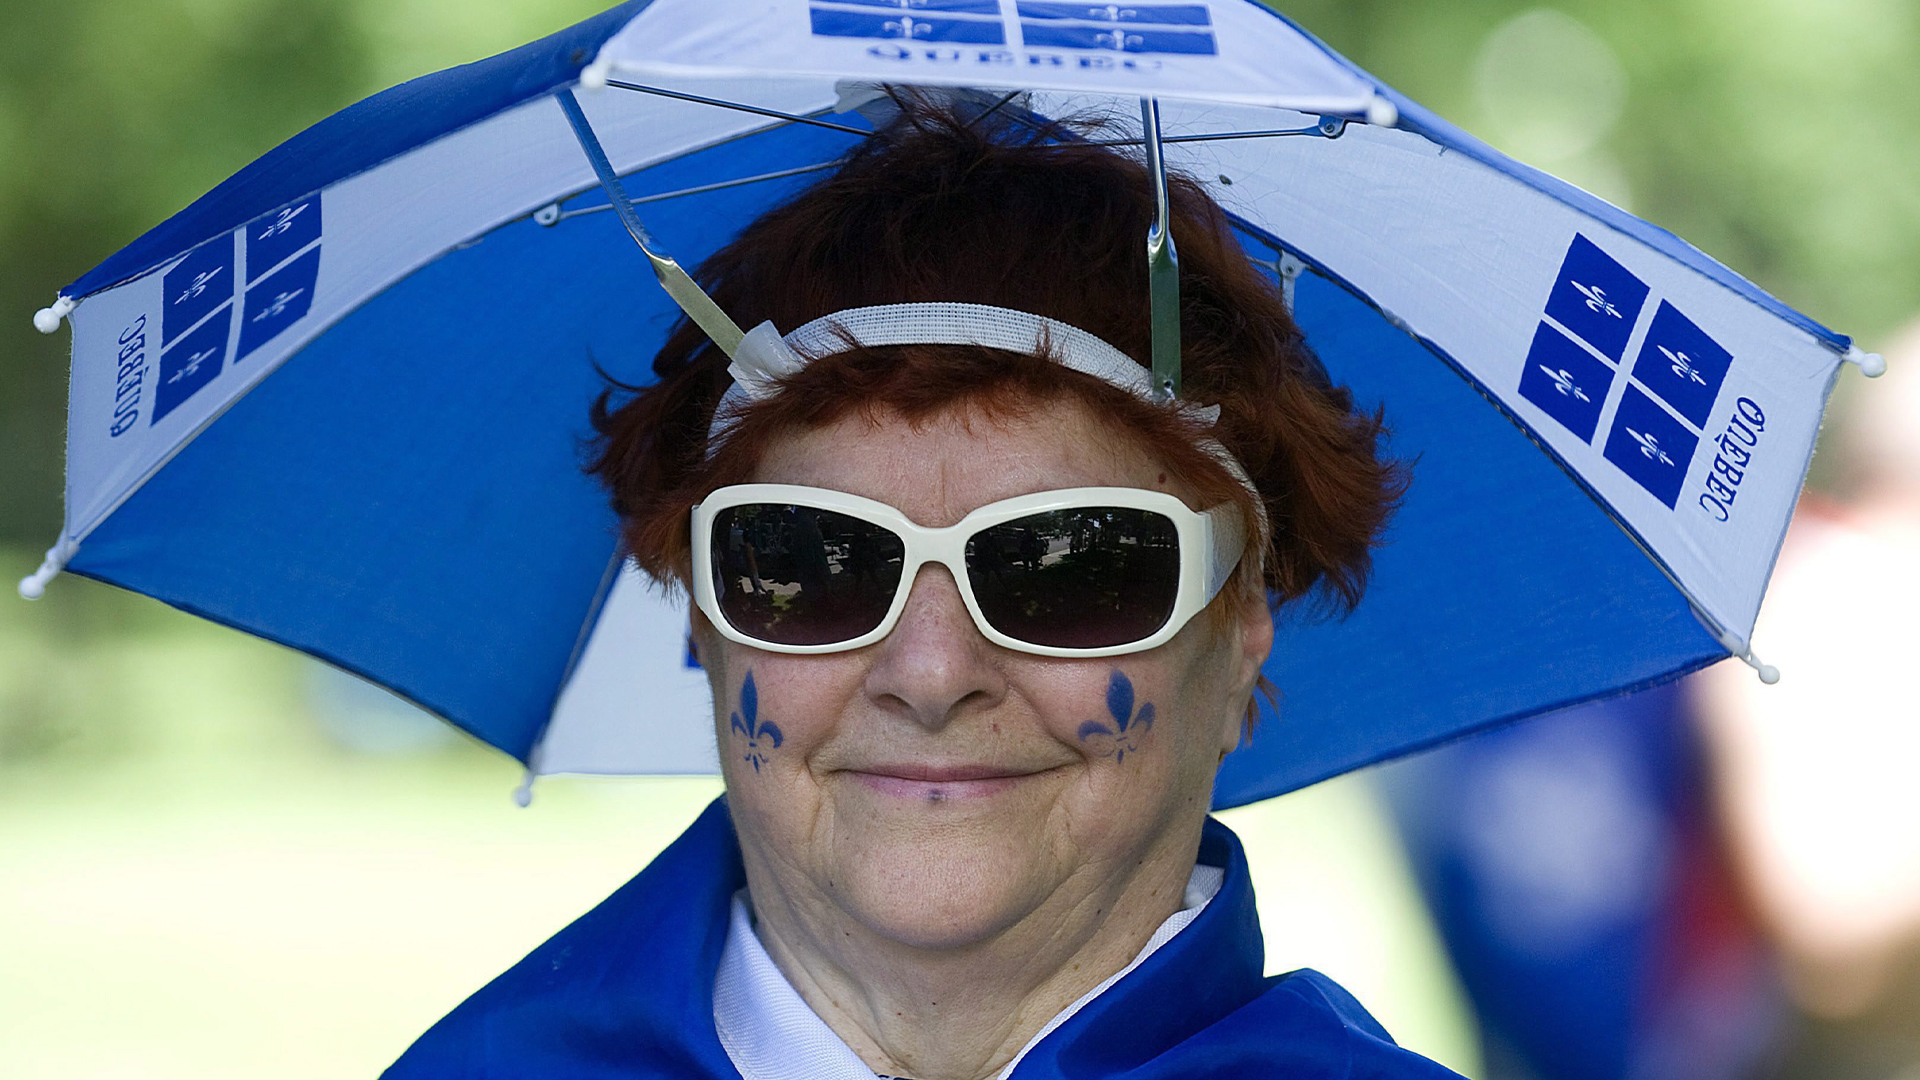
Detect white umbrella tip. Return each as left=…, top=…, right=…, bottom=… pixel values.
left=1366, top=96, right=1399, bottom=128
left=578, top=59, right=611, bottom=91
left=18, top=542, right=76, bottom=601
left=32, top=296, right=74, bottom=334
left=1847, top=345, right=1888, bottom=378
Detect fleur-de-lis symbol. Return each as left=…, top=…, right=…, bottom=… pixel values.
left=1572, top=281, right=1620, bottom=319
left=259, top=202, right=309, bottom=240
left=1088, top=4, right=1137, bottom=19
left=884, top=16, right=931, bottom=38
left=1627, top=427, right=1674, bottom=467
left=252, top=288, right=305, bottom=323
left=175, top=267, right=225, bottom=306
left=1659, top=345, right=1707, bottom=386
left=169, top=346, right=218, bottom=384
left=729, top=672, right=784, bottom=774
left=1076, top=671, right=1155, bottom=764
left=1095, top=29, right=1144, bottom=50
left=1540, top=365, right=1591, bottom=403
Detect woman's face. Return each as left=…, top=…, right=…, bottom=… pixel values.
left=700, top=397, right=1273, bottom=951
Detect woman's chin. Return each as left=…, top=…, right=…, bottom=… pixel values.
left=826, top=819, right=1065, bottom=952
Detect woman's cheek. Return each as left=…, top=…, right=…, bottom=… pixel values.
left=1071, top=669, right=1161, bottom=767
left=722, top=668, right=787, bottom=776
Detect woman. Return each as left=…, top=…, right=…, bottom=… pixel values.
left=387, top=100, right=1453, bottom=1079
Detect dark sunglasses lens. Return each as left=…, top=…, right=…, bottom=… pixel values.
left=710, top=504, right=906, bottom=647
left=965, top=508, right=1180, bottom=649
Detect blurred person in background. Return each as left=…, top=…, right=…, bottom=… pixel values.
left=1382, top=321, right=1920, bottom=1080
left=1694, top=318, right=1920, bottom=1079
left=1382, top=684, right=1785, bottom=1080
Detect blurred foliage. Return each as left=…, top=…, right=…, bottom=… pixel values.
left=3, top=0, right=1917, bottom=543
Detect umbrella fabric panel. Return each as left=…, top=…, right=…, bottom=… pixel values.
left=1157, top=99, right=1837, bottom=648
left=67, top=119, right=858, bottom=763
left=538, top=567, right=720, bottom=776
left=596, top=0, right=1381, bottom=114
left=60, top=81, right=850, bottom=555
left=67, top=219, right=639, bottom=760
left=1212, top=272, right=1726, bottom=809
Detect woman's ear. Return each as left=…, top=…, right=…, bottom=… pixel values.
left=1221, top=592, right=1274, bottom=757
left=689, top=603, right=729, bottom=690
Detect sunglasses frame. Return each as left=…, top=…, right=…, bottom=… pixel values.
left=690, top=483, right=1244, bottom=658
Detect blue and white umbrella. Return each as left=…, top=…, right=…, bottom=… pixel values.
left=21, top=0, right=1883, bottom=807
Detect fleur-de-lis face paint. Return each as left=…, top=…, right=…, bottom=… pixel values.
left=1075, top=670, right=1156, bottom=764
left=729, top=671, right=784, bottom=773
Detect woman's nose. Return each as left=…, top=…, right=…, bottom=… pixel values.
left=863, top=564, right=1007, bottom=732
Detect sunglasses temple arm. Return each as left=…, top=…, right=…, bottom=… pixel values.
left=556, top=89, right=746, bottom=358
left=1204, top=506, right=1245, bottom=603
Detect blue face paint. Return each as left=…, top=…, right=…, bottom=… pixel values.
left=1076, top=670, right=1156, bottom=763
left=729, top=671, right=784, bottom=773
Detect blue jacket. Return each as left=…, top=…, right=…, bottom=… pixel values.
left=386, top=798, right=1464, bottom=1078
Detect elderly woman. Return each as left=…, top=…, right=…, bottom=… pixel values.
left=387, top=102, right=1453, bottom=1079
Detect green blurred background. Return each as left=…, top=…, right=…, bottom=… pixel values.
left=2, top=1, right=1914, bottom=1077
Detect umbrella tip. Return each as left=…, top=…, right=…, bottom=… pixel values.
left=1366, top=95, right=1399, bottom=128
left=17, top=541, right=75, bottom=600
left=1742, top=648, right=1781, bottom=685
left=578, top=59, right=610, bottom=91
left=33, top=295, right=74, bottom=334
left=1846, top=345, right=1887, bottom=378
left=512, top=770, right=536, bottom=808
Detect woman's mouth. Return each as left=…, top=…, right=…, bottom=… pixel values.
left=844, top=763, right=1051, bottom=801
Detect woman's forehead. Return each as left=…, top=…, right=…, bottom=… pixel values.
left=749, top=400, right=1181, bottom=527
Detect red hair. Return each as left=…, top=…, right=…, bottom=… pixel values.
left=588, top=97, right=1404, bottom=625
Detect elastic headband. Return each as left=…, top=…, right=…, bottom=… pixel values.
left=707, top=302, right=1220, bottom=450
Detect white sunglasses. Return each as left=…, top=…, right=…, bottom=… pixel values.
left=690, top=484, right=1244, bottom=657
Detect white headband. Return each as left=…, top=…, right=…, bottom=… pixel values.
left=706, top=302, right=1221, bottom=450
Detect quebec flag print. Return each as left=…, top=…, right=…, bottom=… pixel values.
left=1517, top=322, right=1613, bottom=442
left=807, top=0, right=1217, bottom=53
left=809, top=0, right=1006, bottom=44
left=153, top=306, right=231, bottom=425
left=161, top=236, right=235, bottom=347
left=1018, top=3, right=1218, bottom=55
left=1630, top=301, right=1732, bottom=428
left=1604, top=387, right=1699, bottom=509
left=239, top=246, right=321, bottom=360
left=1518, top=233, right=1739, bottom=511
left=247, top=195, right=322, bottom=283
left=1544, top=234, right=1647, bottom=362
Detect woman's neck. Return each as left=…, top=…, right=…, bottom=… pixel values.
left=745, top=849, right=1196, bottom=1080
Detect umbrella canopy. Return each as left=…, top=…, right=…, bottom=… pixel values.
left=22, top=0, right=1879, bottom=808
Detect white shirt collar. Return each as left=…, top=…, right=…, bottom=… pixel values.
left=713, top=863, right=1225, bottom=1080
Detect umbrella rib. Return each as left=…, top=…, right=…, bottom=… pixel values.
left=1089, top=125, right=1331, bottom=147
left=604, top=80, right=871, bottom=137
left=547, top=160, right=845, bottom=223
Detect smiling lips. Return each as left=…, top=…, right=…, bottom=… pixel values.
left=847, top=763, right=1051, bottom=801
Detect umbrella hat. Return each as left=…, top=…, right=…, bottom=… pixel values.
left=21, top=0, right=1881, bottom=807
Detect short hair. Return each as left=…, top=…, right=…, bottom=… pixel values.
left=588, top=98, right=1404, bottom=622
